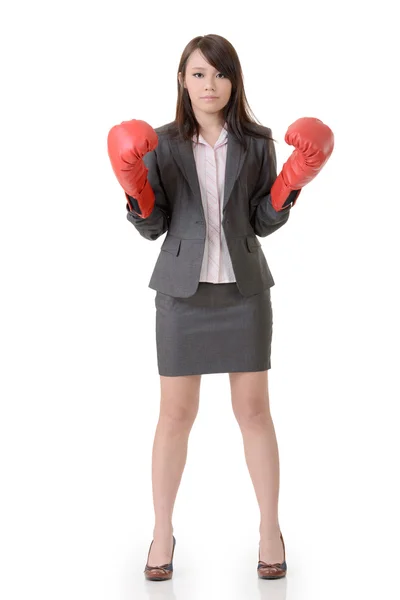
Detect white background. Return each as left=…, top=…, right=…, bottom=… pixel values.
left=1, top=0, right=399, bottom=598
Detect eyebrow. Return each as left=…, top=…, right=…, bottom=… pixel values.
left=190, top=67, right=215, bottom=70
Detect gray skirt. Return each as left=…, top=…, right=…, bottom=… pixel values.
left=154, top=282, right=273, bottom=377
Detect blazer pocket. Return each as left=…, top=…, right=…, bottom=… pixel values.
left=246, top=235, right=262, bottom=252
left=161, top=235, right=181, bottom=256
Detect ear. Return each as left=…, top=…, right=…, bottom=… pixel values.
left=178, top=72, right=185, bottom=88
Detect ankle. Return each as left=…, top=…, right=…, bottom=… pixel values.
left=153, top=523, right=174, bottom=537
left=259, top=523, right=280, bottom=538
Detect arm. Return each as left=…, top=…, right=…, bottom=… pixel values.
left=125, top=148, right=170, bottom=241
left=249, top=133, right=299, bottom=237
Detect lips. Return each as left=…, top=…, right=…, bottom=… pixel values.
left=201, top=96, right=218, bottom=99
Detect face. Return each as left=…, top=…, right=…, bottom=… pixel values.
left=178, top=49, right=232, bottom=119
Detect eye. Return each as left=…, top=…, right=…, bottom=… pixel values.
left=192, top=72, right=226, bottom=78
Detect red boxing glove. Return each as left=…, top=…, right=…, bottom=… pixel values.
left=271, top=117, right=334, bottom=211
left=107, top=119, right=158, bottom=218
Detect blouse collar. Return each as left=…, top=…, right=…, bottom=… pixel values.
left=192, top=121, right=228, bottom=148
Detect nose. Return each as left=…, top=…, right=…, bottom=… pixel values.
left=205, top=77, right=216, bottom=91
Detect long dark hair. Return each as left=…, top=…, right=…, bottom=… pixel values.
left=171, top=34, right=275, bottom=149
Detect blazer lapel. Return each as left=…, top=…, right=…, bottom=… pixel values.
left=169, top=137, right=201, bottom=200
left=168, top=130, right=248, bottom=212
left=223, top=132, right=247, bottom=211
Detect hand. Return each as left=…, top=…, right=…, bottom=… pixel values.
left=107, top=119, right=158, bottom=218
left=271, top=117, right=334, bottom=211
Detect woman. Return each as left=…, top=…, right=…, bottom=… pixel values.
left=107, top=33, right=334, bottom=581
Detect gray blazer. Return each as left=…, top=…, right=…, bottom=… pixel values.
left=125, top=121, right=297, bottom=298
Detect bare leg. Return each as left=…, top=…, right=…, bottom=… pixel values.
left=146, top=374, right=201, bottom=566
left=229, top=370, right=284, bottom=564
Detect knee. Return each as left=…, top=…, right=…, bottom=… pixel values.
left=159, top=402, right=198, bottom=430
left=233, top=399, right=272, bottom=428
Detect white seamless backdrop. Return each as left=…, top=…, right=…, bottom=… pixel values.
left=1, top=1, right=399, bottom=599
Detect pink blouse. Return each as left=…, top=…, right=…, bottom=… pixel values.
left=192, top=122, right=236, bottom=284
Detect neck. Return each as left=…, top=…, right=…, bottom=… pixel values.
left=193, top=109, right=225, bottom=133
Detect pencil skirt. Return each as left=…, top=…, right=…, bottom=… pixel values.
left=154, top=282, right=273, bottom=376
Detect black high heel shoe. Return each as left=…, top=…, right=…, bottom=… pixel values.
left=257, top=531, right=287, bottom=579
left=144, top=535, right=176, bottom=581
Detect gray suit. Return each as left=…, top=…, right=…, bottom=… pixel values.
left=126, top=121, right=296, bottom=298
